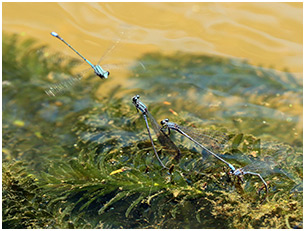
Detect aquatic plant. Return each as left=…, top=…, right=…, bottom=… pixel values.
left=2, top=161, right=58, bottom=228
left=131, top=52, right=302, bottom=148
left=3, top=33, right=100, bottom=171
left=2, top=33, right=302, bottom=229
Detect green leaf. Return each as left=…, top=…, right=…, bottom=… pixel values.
left=98, top=190, right=132, bottom=215
left=125, top=193, right=145, bottom=218
left=78, top=188, right=110, bottom=211
left=253, top=139, right=261, bottom=155
left=232, top=134, right=243, bottom=149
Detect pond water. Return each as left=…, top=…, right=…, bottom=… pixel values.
left=2, top=2, right=303, bottom=229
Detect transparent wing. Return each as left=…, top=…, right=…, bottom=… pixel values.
left=147, top=111, right=181, bottom=158
left=45, top=72, right=82, bottom=97
left=97, top=31, right=126, bottom=65
left=102, top=61, right=146, bottom=72
left=178, top=125, right=230, bottom=154
left=241, top=160, right=277, bottom=175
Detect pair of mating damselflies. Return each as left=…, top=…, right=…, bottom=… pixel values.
left=132, top=95, right=268, bottom=202
left=132, top=95, right=181, bottom=169
left=45, top=31, right=120, bottom=96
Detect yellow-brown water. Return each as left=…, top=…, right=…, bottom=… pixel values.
left=3, top=2, right=302, bottom=75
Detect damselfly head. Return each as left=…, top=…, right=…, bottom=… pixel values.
left=160, top=118, right=169, bottom=126
left=96, top=70, right=110, bottom=79
left=93, top=65, right=110, bottom=79
left=132, top=95, right=140, bottom=109
left=132, top=95, right=140, bottom=105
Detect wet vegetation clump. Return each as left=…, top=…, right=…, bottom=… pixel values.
left=2, top=33, right=303, bottom=229
left=2, top=161, right=58, bottom=228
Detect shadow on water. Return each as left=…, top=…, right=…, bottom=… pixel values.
left=129, top=52, right=302, bottom=148
left=2, top=33, right=302, bottom=229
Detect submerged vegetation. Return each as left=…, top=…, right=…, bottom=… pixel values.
left=2, top=33, right=303, bottom=228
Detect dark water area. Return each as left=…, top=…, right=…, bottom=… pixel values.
left=2, top=34, right=302, bottom=228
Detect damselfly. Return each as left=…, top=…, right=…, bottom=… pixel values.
left=132, top=95, right=180, bottom=169
left=45, top=31, right=121, bottom=96
left=160, top=118, right=234, bottom=170
left=51, top=32, right=109, bottom=78
left=160, top=118, right=268, bottom=202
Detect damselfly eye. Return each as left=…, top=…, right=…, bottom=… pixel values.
left=132, top=95, right=139, bottom=104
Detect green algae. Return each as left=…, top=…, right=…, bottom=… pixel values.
left=2, top=33, right=302, bottom=229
